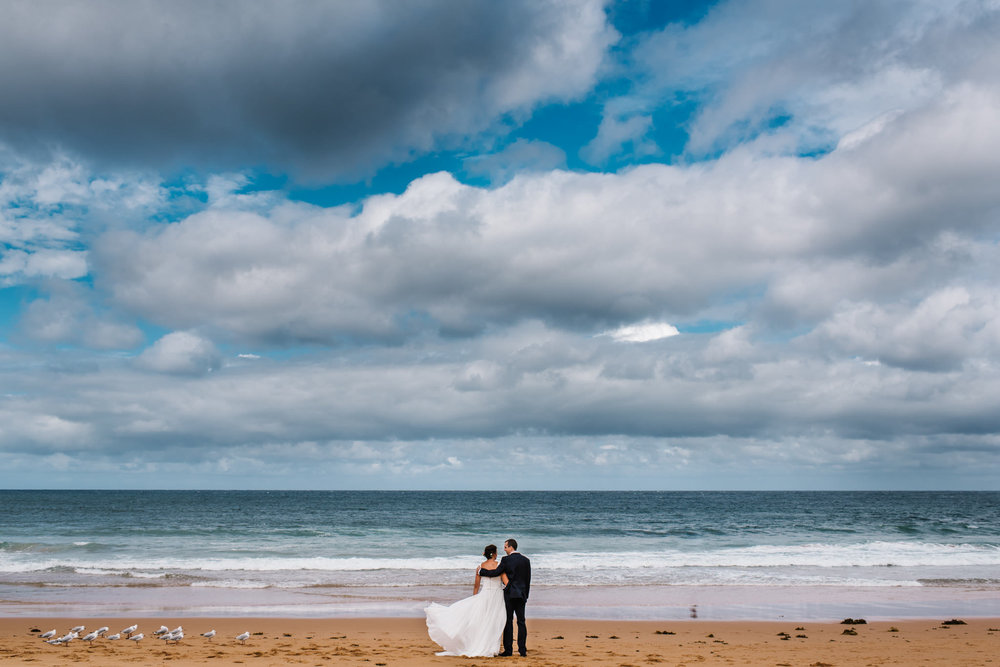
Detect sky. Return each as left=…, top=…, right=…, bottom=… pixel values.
left=1, top=0, right=999, bottom=490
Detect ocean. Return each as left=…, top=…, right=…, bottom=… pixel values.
left=2, top=490, right=999, bottom=620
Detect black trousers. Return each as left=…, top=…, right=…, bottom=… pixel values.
left=503, top=596, right=527, bottom=655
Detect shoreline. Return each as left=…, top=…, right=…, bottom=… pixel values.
left=2, top=616, right=998, bottom=666
left=4, top=582, right=1000, bottom=621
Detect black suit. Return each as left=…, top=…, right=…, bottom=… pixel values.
left=481, top=551, right=530, bottom=655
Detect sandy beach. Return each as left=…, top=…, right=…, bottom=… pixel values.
left=2, top=616, right=998, bottom=666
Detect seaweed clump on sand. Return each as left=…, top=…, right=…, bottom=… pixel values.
left=840, top=618, right=867, bottom=625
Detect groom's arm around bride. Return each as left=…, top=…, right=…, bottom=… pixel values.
left=478, top=540, right=531, bottom=598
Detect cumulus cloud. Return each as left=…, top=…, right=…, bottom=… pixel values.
left=601, top=321, right=680, bottom=343
left=86, top=83, right=1000, bottom=351
left=628, top=0, right=998, bottom=156
left=0, top=414, right=94, bottom=452
left=581, top=102, right=657, bottom=165
left=135, top=331, right=222, bottom=375
left=0, top=150, right=165, bottom=285
left=0, top=249, right=87, bottom=285
left=1, top=319, right=998, bottom=488
left=20, top=281, right=143, bottom=349
left=0, top=0, right=616, bottom=181
left=463, top=140, right=567, bottom=185
left=702, top=326, right=754, bottom=364
left=0, top=151, right=164, bottom=213
left=803, top=287, right=1000, bottom=371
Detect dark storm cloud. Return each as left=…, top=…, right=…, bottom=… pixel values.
left=0, top=0, right=613, bottom=180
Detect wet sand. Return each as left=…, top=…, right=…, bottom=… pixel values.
left=2, top=616, right=998, bottom=666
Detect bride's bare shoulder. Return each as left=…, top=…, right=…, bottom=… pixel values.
left=480, top=561, right=500, bottom=570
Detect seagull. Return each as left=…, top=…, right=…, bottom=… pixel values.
left=39, top=629, right=56, bottom=640
left=171, top=625, right=183, bottom=635
left=161, top=629, right=182, bottom=642
left=106, top=633, right=121, bottom=641
left=81, top=630, right=100, bottom=644
left=201, top=629, right=216, bottom=640
left=236, top=631, right=250, bottom=645
left=153, top=625, right=170, bottom=636
left=122, top=624, right=138, bottom=638
left=96, top=626, right=110, bottom=636
left=129, top=632, right=145, bottom=645
left=70, top=625, right=85, bottom=634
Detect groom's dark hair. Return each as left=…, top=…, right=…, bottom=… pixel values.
left=505, top=538, right=517, bottom=550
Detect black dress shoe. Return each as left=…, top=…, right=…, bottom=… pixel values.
left=498, top=651, right=513, bottom=656
left=519, top=652, right=527, bottom=657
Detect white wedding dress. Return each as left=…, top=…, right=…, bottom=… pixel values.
left=425, top=571, right=506, bottom=657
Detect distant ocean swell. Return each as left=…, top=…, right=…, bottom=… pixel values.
left=3, top=491, right=1000, bottom=618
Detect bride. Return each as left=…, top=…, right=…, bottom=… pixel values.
left=425, top=544, right=507, bottom=657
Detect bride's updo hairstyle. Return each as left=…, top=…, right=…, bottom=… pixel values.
left=483, top=544, right=497, bottom=559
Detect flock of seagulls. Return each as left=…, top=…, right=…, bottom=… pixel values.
left=39, top=624, right=252, bottom=647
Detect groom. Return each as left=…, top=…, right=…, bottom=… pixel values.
left=480, top=538, right=531, bottom=657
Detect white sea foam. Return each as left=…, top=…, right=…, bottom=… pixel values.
left=191, top=580, right=270, bottom=589
left=2, top=542, right=999, bottom=576
left=3, top=540, right=999, bottom=597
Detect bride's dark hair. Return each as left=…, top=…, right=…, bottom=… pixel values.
left=483, top=544, right=497, bottom=559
